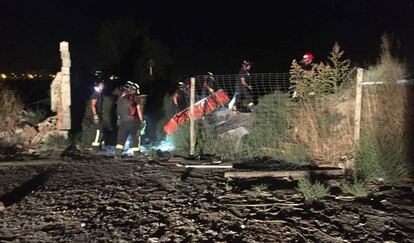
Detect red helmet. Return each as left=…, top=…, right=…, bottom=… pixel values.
left=302, top=52, right=314, bottom=63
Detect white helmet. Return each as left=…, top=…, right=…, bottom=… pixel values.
left=126, top=81, right=140, bottom=94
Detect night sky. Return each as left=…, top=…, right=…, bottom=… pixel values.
left=1, top=0, right=414, bottom=75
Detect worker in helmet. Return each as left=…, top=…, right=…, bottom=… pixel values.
left=234, top=59, right=254, bottom=112
left=172, top=81, right=189, bottom=114
left=90, top=79, right=105, bottom=151
left=300, top=52, right=314, bottom=70
left=115, top=81, right=145, bottom=159
left=200, top=72, right=216, bottom=99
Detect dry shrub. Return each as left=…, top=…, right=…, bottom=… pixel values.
left=356, top=34, right=411, bottom=183
left=0, top=84, right=23, bottom=127
left=363, top=35, right=408, bottom=140
left=288, top=43, right=356, bottom=165
left=293, top=89, right=355, bottom=164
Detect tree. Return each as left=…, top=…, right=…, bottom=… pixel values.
left=98, top=17, right=138, bottom=68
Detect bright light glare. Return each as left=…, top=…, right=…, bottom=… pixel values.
left=154, top=136, right=175, bottom=152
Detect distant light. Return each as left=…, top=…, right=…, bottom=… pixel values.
left=27, top=74, right=34, bottom=79
left=109, top=75, right=119, bottom=80
left=0, top=74, right=6, bottom=79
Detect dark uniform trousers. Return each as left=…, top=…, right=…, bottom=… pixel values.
left=115, top=120, right=141, bottom=157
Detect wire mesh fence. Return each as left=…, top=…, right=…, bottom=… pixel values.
left=166, top=72, right=357, bottom=166
left=181, top=73, right=291, bottom=107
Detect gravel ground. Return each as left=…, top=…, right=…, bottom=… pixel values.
left=0, top=152, right=413, bottom=242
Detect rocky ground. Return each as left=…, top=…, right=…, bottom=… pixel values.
left=0, top=152, right=413, bottom=242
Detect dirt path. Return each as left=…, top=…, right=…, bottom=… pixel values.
left=0, top=153, right=413, bottom=242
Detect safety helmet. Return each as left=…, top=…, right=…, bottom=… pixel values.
left=126, top=81, right=140, bottom=95
left=242, top=60, right=252, bottom=66
left=93, top=79, right=105, bottom=92
left=94, top=79, right=105, bottom=86
left=302, top=52, right=314, bottom=63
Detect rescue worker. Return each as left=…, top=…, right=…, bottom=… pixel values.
left=115, top=81, right=145, bottom=159
left=172, top=81, right=189, bottom=114
left=200, top=72, right=216, bottom=99
left=235, top=60, right=254, bottom=112
left=90, top=79, right=105, bottom=151
left=300, top=52, right=314, bottom=70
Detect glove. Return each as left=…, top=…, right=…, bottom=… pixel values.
left=208, top=87, right=214, bottom=95
left=93, top=114, right=99, bottom=124
left=139, top=120, right=146, bottom=135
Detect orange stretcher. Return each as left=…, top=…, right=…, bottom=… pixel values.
left=164, top=89, right=230, bottom=134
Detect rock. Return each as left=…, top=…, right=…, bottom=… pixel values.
left=24, top=124, right=38, bottom=139
left=14, top=128, right=24, bottom=135
left=0, top=201, right=5, bottom=212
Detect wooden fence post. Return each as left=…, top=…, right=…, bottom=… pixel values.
left=354, top=68, right=364, bottom=147
left=190, top=77, right=196, bottom=155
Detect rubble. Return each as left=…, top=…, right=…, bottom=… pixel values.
left=0, top=115, right=64, bottom=150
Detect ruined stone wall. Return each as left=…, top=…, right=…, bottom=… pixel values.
left=50, top=41, right=71, bottom=136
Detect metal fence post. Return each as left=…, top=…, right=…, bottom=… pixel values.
left=190, top=77, right=196, bottom=155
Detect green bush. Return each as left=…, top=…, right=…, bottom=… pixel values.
left=25, top=108, right=47, bottom=126
left=355, top=131, right=409, bottom=184
left=170, top=118, right=217, bottom=156
left=354, top=133, right=383, bottom=181
left=246, top=91, right=307, bottom=164
left=45, top=133, right=70, bottom=149
left=252, top=183, right=269, bottom=194
left=169, top=121, right=190, bottom=155
left=170, top=92, right=307, bottom=163
left=277, top=146, right=308, bottom=165
left=296, top=176, right=329, bottom=200
left=340, top=180, right=367, bottom=198
left=249, top=92, right=291, bottom=148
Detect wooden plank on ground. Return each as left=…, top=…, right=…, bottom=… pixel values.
left=0, top=160, right=65, bottom=167
left=176, top=163, right=233, bottom=169
left=224, top=169, right=344, bottom=178
left=166, top=157, right=186, bottom=163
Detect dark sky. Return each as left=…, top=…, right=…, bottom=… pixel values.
left=1, top=0, right=414, bottom=73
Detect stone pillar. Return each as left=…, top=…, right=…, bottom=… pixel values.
left=50, top=41, right=71, bottom=137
